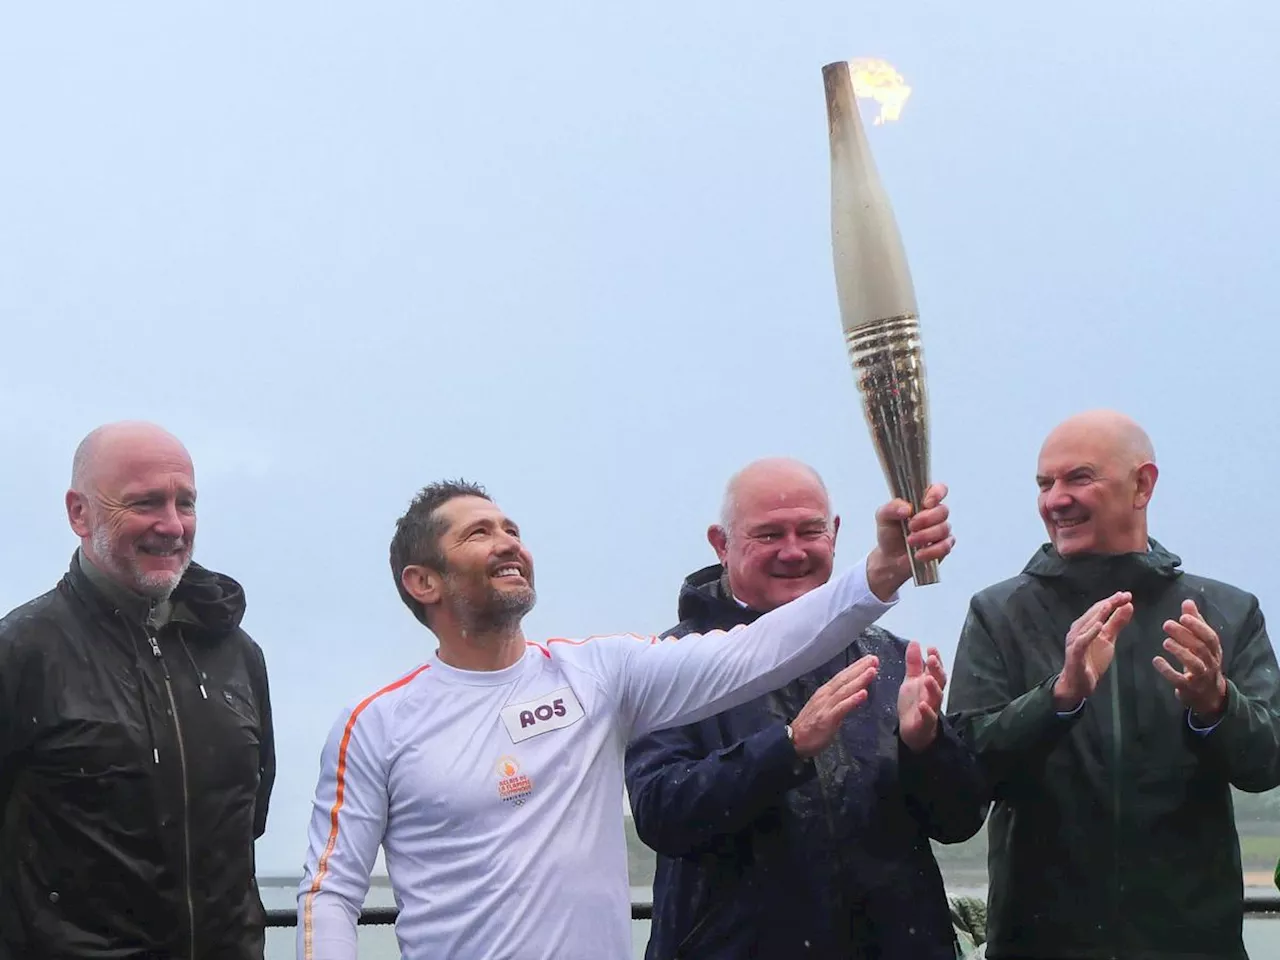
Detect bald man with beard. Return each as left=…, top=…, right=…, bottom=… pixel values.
left=947, top=410, right=1280, bottom=960
left=0, top=421, right=275, bottom=960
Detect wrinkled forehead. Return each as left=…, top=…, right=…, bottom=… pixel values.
left=733, top=483, right=830, bottom=530
left=1037, top=427, right=1118, bottom=478
left=98, top=448, right=196, bottom=499
left=438, top=496, right=514, bottom=535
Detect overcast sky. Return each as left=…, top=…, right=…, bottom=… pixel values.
left=2, top=2, right=1277, bottom=876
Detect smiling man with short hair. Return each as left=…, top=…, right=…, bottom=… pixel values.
left=0, top=420, right=275, bottom=960
left=297, top=473, right=956, bottom=960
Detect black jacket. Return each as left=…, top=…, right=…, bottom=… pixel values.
left=946, top=540, right=1280, bottom=960
left=624, top=564, right=987, bottom=960
left=0, top=553, right=275, bottom=960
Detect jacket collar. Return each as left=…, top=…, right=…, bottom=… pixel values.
left=64, top=550, right=247, bottom=639
left=1021, top=537, right=1183, bottom=594
left=76, top=548, right=172, bottom=628
left=674, top=563, right=765, bottom=629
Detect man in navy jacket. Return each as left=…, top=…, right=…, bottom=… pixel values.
left=625, top=458, right=987, bottom=959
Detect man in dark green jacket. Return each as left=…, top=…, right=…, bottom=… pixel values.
left=947, top=409, right=1280, bottom=960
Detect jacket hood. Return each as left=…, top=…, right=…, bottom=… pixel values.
left=1021, top=537, right=1183, bottom=593
left=172, top=561, right=248, bottom=636
left=674, top=563, right=763, bottom=628
left=66, top=551, right=247, bottom=637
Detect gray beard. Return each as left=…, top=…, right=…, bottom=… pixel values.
left=90, top=525, right=190, bottom=601
left=446, top=570, right=536, bottom=637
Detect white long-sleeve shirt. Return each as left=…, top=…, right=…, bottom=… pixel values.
left=297, top=555, right=895, bottom=960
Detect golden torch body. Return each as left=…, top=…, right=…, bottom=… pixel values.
left=823, top=60, right=937, bottom=586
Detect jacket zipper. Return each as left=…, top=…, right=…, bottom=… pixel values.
left=148, top=631, right=197, bottom=960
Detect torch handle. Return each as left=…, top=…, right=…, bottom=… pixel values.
left=846, top=315, right=939, bottom=587
left=900, top=518, right=940, bottom=587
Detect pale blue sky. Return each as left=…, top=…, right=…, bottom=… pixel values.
left=2, top=2, right=1277, bottom=874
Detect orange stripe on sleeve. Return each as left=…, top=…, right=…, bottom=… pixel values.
left=301, top=663, right=430, bottom=959
left=526, top=633, right=674, bottom=660
left=542, top=632, right=656, bottom=649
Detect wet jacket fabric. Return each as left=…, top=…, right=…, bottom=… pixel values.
left=0, top=552, right=276, bottom=960
left=624, top=564, right=988, bottom=960
left=946, top=540, right=1280, bottom=960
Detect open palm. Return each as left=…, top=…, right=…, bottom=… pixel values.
left=1056, top=593, right=1133, bottom=706
left=898, top=641, right=946, bottom=752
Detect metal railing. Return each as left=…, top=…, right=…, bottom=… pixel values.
left=266, top=904, right=651, bottom=927
left=266, top=897, right=1280, bottom=928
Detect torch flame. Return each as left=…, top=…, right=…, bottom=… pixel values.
left=848, top=57, right=912, bottom=125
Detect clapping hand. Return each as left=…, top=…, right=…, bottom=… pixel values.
left=788, top=655, right=880, bottom=759
left=1153, top=600, right=1228, bottom=720
left=898, top=641, right=947, bottom=752
left=1052, top=592, right=1133, bottom=710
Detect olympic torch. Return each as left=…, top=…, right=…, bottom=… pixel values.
left=823, top=59, right=937, bottom=585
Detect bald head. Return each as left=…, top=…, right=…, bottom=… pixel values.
left=71, top=421, right=194, bottom=496
left=1036, top=410, right=1158, bottom=557
left=1040, top=410, right=1155, bottom=473
left=719, top=457, right=831, bottom=533
left=66, top=421, right=197, bottom=599
left=711, top=457, right=838, bottom=612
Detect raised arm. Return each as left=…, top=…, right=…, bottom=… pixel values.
left=296, top=704, right=389, bottom=960
left=613, top=488, right=953, bottom=740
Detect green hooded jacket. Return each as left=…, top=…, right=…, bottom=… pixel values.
left=946, top=540, right=1280, bottom=960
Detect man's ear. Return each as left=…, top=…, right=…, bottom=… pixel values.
left=401, top=564, right=444, bottom=610
left=707, top=524, right=729, bottom=565
left=1134, top=462, right=1159, bottom=509
left=66, top=489, right=91, bottom=539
